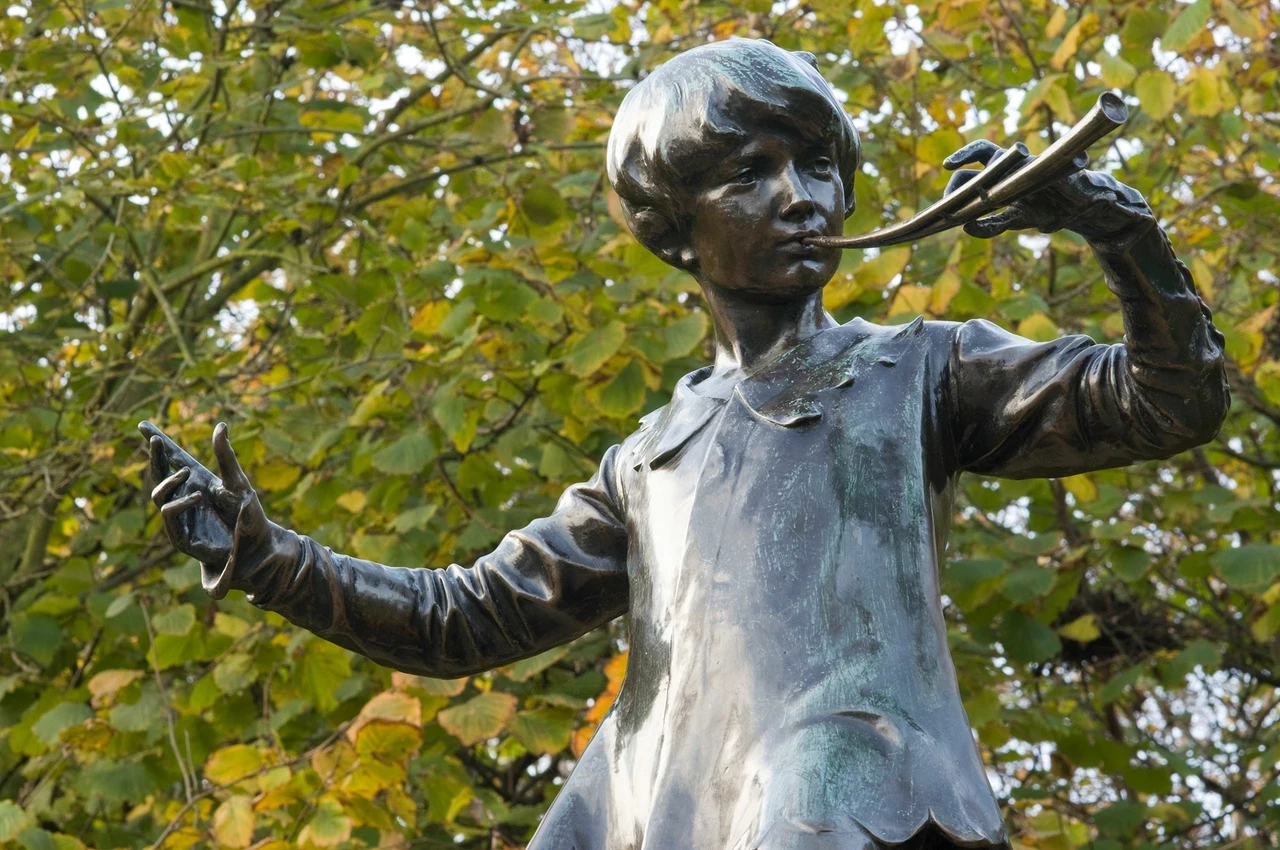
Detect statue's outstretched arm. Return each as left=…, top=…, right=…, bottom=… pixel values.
left=140, top=422, right=630, bottom=677
left=935, top=143, right=1229, bottom=479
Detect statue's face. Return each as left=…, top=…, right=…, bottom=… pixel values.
left=685, top=127, right=844, bottom=303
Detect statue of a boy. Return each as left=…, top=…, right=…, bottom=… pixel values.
left=142, top=39, right=1228, bottom=850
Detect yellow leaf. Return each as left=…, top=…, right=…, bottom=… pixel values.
left=347, top=690, right=422, bottom=742
left=204, top=745, right=263, bottom=786
left=889, top=285, right=931, bottom=318
left=88, top=669, right=144, bottom=708
left=1186, top=67, right=1222, bottom=117
left=254, top=461, right=300, bottom=492
left=1060, top=474, right=1098, bottom=503
left=1051, top=13, right=1098, bottom=71
left=1017, top=312, right=1059, bottom=343
left=1190, top=256, right=1215, bottom=301
left=14, top=124, right=38, bottom=150
left=855, top=246, right=912, bottom=290
left=1045, top=6, right=1067, bottom=38
left=392, top=672, right=467, bottom=696
left=336, top=490, right=366, bottom=513
left=1059, top=614, right=1101, bottom=643
left=411, top=301, right=451, bottom=336
left=930, top=268, right=961, bottom=315
left=1221, top=0, right=1266, bottom=39
left=1135, top=70, right=1177, bottom=121
left=212, top=796, right=255, bottom=848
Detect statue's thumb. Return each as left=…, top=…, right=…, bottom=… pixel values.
left=213, top=422, right=251, bottom=491
left=964, top=209, right=1017, bottom=239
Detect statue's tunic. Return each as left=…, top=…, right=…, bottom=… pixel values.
left=212, top=211, right=1227, bottom=850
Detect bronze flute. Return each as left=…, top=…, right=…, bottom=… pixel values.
left=808, top=92, right=1130, bottom=250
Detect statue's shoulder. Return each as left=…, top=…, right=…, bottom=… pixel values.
left=839, top=314, right=963, bottom=354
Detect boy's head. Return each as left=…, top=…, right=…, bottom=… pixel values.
left=607, top=39, right=859, bottom=299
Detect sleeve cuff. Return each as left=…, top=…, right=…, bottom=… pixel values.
left=202, top=502, right=299, bottom=600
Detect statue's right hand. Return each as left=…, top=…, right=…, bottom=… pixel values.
left=139, top=421, right=269, bottom=570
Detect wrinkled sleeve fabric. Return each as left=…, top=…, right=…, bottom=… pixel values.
left=943, top=174, right=1230, bottom=480
left=203, top=445, right=631, bottom=677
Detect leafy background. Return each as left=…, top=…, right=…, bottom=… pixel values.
left=1, top=0, right=1278, bottom=847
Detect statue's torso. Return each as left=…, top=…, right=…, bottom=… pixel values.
left=528, top=320, right=1009, bottom=850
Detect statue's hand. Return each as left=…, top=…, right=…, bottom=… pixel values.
left=139, top=421, right=269, bottom=570
left=941, top=140, right=1107, bottom=239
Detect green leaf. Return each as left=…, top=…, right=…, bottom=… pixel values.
left=1001, top=611, right=1062, bottom=664
left=1002, top=566, right=1054, bottom=604
left=436, top=691, right=518, bottom=745
left=16, top=827, right=56, bottom=850
left=1097, top=51, right=1136, bottom=89
left=297, top=639, right=352, bottom=713
left=565, top=322, right=626, bottom=377
left=1162, top=639, right=1221, bottom=685
left=108, top=687, right=163, bottom=732
left=509, top=707, right=575, bottom=754
left=371, top=431, right=437, bottom=476
left=0, top=802, right=31, bottom=842
left=299, top=798, right=351, bottom=847
left=597, top=360, right=646, bottom=418
left=72, top=759, right=156, bottom=805
left=1095, top=800, right=1147, bottom=837
left=1110, top=546, right=1150, bottom=581
left=391, top=503, right=437, bottom=533
left=521, top=182, right=567, bottom=226
left=400, top=218, right=428, bottom=252
left=1135, top=71, right=1176, bottom=121
left=152, top=603, right=196, bottom=636
left=32, top=702, right=91, bottom=746
left=1100, top=663, right=1146, bottom=705
left=1160, top=0, right=1211, bottom=53
left=213, top=653, right=257, bottom=695
left=423, top=772, right=473, bottom=825
left=664, top=312, right=709, bottom=359
left=10, top=614, right=62, bottom=666
left=1212, top=544, right=1280, bottom=591
left=504, top=646, right=570, bottom=682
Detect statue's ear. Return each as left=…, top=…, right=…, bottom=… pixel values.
left=625, top=207, right=696, bottom=272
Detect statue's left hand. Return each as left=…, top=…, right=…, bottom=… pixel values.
left=941, top=140, right=1108, bottom=239
left=139, top=421, right=270, bottom=572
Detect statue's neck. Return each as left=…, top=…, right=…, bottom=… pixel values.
left=702, top=286, right=836, bottom=378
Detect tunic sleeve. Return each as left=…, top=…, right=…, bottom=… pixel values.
left=943, top=175, right=1230, bottom=480
left=203, top=445, right=631, bottom=677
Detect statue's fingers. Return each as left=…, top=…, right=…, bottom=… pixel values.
left=138, top=420, right=202, bottom=471
left=212, top=423, right=251, bottom=492
left=943, top=168, right=982, bottom=198
left=963, top=208, right=1021, bottom=239
left=943, top=139, right=1003, bottom=170
left=161, top=491, right=203, bottom=518
left=151, top=466, right=191, bottom=506
left=148, top=435, right=170, bottom=487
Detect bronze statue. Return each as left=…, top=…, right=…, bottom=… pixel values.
left=140, top=38, right=1228, bottom=850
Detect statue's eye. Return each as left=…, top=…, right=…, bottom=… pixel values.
left=733, top=167, right=756, bottom=185
left=810, top=156, right=833, bottom=173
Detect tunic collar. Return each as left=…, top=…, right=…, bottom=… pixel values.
left=633, top=317, right=924, bottom=470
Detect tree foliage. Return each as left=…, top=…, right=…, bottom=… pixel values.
left=1, top=0, right=1278, bottom=847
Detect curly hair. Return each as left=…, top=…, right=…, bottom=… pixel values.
left=606, top=38, right=861, bottom=269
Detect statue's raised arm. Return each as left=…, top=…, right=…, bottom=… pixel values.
left=140, top=422, right=630, bottom=678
